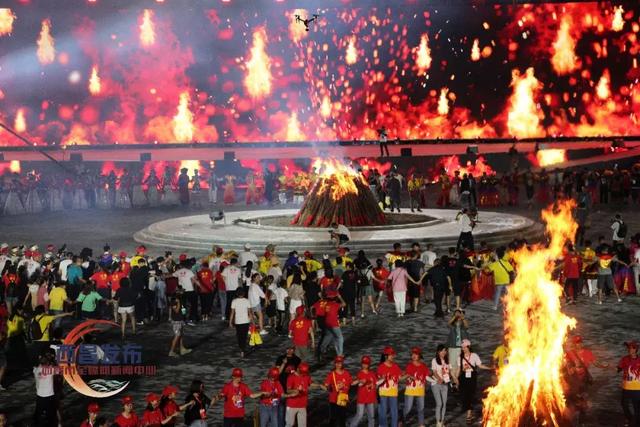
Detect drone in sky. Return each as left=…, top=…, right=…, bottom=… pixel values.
left=295, top=14, right=319, bottom=31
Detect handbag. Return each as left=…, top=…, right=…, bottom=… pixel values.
left=248, top=324, right=263, bottom=346
left=498, top=259, right=516, bottom=284
left=333, top=372, right=349, bottom=407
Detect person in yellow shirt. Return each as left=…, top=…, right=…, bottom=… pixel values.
left=48, top=283, right=72, bottom=330
left=487, top=247, right=514, bottom=311
left=130, top=245, right=147, bottom=268
left=408, top=175, right=424, bottom=213
left=302, top=252, right=323, bottom=273
left=493, top=339, right=510, bottom=370
left=580, top=240, right=597, bottom=297
left=32, top=306, right=72, bottom=342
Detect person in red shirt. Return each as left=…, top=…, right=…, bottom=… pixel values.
left=197, top=262, right=215, bottom=321
left=289, top=306, right=315, bottom=361
left=372, top=259, right=391, bottom=311
left=113, top=396, right=139, bottom=427
left=319, top=297, right=346, bottom=357
left=311, top=296, right=328, bottom=361
left=350, top=355, right=377, bottom=427
left=320, top=355, right=353, bottom=427
left=259, top=367, right=284, bottom=427
left=217, top=368, right=263, bottom=427
left=285, top=362, right=312, bottom=427
left=90, top=266, right=111, bottom=319
left=160, top=385, right=194, bottom=427
left=320, top=272, right=341, bottom=297
left=377, top=346, right=402, bottom=427
left=118, top=251, right=131, bottom=276
left=80, top=402, right=100, bottom=427
left=142, top=393, right=177, bottom=427
left=559, top=244, right=583, bottom=304
left=402, top=347, right=431, bottom=427
left=618, top=341, right=640, bottom=426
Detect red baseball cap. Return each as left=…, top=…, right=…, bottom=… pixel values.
left=136, top=245, right=146, bottom=253
left=232, top=368, right=243, bottom=378
left=304, top=251, right=312, bottom=258
left=162, top=385, right=178, bottom=396
left=337, top=247, right=347, bottom=255
left=179, top=253, right=188, bottom=262
left=334, top=355, right=345, bottom=364
left=87, top=402, right=100, bottom=413
left=411, top=346, right=422, bottom=355
left=383, top=346, right=396, bottom=356
left=295, top=306, right=305, bottom=316
left=361, top=355, right=371, bottom=365
left=298, top=362, right=310, bottom=374
left=145, top=393, right=160, bottom=403
left=122, top=396, right=134, bottom=405
left=119, top=251, right=127, bottom=257
left=625, top=341, right=639, bottom=349
left=268, top=367, right=280, bottom=379
left=216, top=246, right=224, bottom=255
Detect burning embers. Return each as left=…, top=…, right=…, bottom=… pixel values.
left=291, top=159, right=385, bottom=227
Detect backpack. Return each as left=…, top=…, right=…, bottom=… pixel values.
left=29, top=315, right=47, bottom=341
left=617, top=221, right=628, bottom=238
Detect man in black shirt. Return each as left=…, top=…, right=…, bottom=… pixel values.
left=130, top=259, right=150, bottom=324
left=405, top=251, right=425, bottom=313
left=428, top=257, right=451, bottom=318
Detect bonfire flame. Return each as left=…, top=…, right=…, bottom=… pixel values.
left=471, top=39, right=481, bottom=62
left=552, top=16, right=578, bottom=75
left=595, top=69, right=610, bottom=100
left=173, top=92, right=195, bottom=142
left=507, top=68, right=543, bottom=138
left=244, top=27, right=272, bottom=99
left=612, top=6, right=624, bottom=32
left=537, top=149, right=567, bottom=167
left=313, top=158, right=362, bottom=201
left=140, top=9, right=156, bottom=47
left=0, top=8, right=16, bottom=36
left=345, top=36, right=357, bottom=65
left=438, top=88, right=450, bottom=116
left=415, top=34, right=432, bottom=74
left=286, top=112, right=304, bottom=141
left=89, top=66, right=101, bottom=95
left=483, top=200, right=578, bottom=427
left=14, top=108, right=26, bottom=133
left=37, top=19, right=55, bottom=65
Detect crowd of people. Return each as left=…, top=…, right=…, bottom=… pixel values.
left=2, top=161, right=640, bottom=215
left=1, top=209, right=639, bottom=426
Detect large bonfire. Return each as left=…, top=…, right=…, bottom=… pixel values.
left=291, top=159, right=385, bottom=227
left=483, top=200, right=578, bottom=426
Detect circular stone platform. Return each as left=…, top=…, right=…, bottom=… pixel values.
left=134, top=209, right=543, bottom=254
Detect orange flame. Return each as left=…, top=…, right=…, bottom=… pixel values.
left=178, top=160, right=201, bottom=176
left=415, top=34, right=432, bottom=74
left=595, top=69, right=610, bottom=100
left=139, top=9, right=156, bottom=48
left=10, top=160, right=20, bottom=173
left=483, top=200, right=578, bottom=427
left=471, top=38, right=481, bottom=61
left=14, top=108, right=26, bottom=133
left=36, top=19, right=55, bottom=65
left=244, top=27, right=272, bottom=99
left=88, top=66, right=101, bottom=95
left=173, top=92, right=195, bottom=143
left=0, top=8, right=16, bottom=36
left=537, top=149, right=567, bottom=167
left=507, top=68, right=543, bottom=139
left=286, top=112, right=304, bottom=141
left=345, top=36, right=357, bottom=65
left=435, top=155, right=495, bottom=180
left=320, top=95, right=331, bottom=119
left=612, top=6, right=624, bottom=32
left=437, top=88, right=450, bottom=116
left=313, top=158, right=363, bottom=201
left=289, top=9, right=308, bottom=43
left=551, top=16, right=578, bottom=75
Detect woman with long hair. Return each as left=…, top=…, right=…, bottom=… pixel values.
left=455, top=339, right=492, bottom=424
left=114, top=278, right=137, bottom=339
left=431, top=345, right=458, bottom=427
left=184, top=379, right=212, bottom=427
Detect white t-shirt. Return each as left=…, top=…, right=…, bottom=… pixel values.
left=231, top=297, right=251, bottom=324
left=458, top=214, right=473, bottom=233
left=612, top=221, right=623, bottom=241
left=460, top=352, right=482, bottom=376
left=0, top=255, right=9, bottom=275
left=19, top=259, right=41, bottom=278
left=239, top=251, right=258, bottom=269
left=274, top=287, right=288, bottom=311
left=222, top=266, right=241, bottom=291
left=267, top=266, right=282, bottom=285
left=431, top=358, right=451, bottom=383
left=248, top=283, right=265, bottom=307
left=59, top=259, right=72, bottom=281
left=336, top=224, right=351, bottom=240
left=421, top=251, right=437, bottom=268
left=173, top=268, right=195, bottom=292
left=34, top=366, right=55, bottom=397
left=634, top=248, right=640, bottom=265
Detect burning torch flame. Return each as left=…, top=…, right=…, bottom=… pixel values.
left=244, top=27, right=272, bottom=99
left=345, top=36, right=357, bottom=65
left=173, top=92, right=195, bottom=143
left=507, top=68, right=543, bottom=139
left=595, top=70, right=610, bottom=100
left=551, top=16, right=578, bottom=75
left=14, top=108, right=26, bottom=133
left=483, top=200, right=578, bottom=427
left=89, top=66, right=101, bottom=95
left=139, top=9, right=156, bottom=48
left=437, top=88, right=450, bottom=116
left=0, top=8, right=16, bottom=36
left=415, top=34, right=432, bottom=74
left=36, top=19, right=55, bottom=65
left=471, top=39, right=481, bottom=62
left=612, top=6, right=625, bottom=32
left=537, top=149, right=567, bottom=167
left=286, top=112, right=304, bottom=141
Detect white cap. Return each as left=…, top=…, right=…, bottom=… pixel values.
left=29, top=245, right=38, bottom=251
left=244, top=243, right=251, bottom=250
left=0, top=243, right=8, bottom=249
